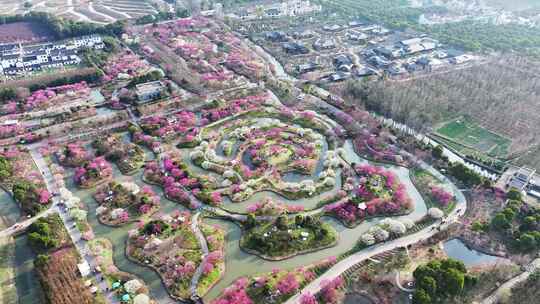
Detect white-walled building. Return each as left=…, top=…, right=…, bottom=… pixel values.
left=233, top=0, right=321, bottom=19
left=0, top=35, right=103, bottom=77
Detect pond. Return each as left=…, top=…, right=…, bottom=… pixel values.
left=443, top=239, right=505, bottom=267
left=59, top=137, right=441, bottom=303
left=7, top=133, right=464, bottom=304
left=89, top=89, right=106, bottom=104
left=342, top=293, right=374, bottom=304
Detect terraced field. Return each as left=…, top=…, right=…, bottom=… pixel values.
left=0, top=0, right=161, bottom=24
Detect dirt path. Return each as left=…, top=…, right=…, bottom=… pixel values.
left=481, top=257, right=540, bottom=304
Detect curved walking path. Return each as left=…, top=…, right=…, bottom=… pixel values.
left=481, top=257, right=540, bottom=304
left=284, top=212, right=463, bottom=303
left=395, top=270, right=415, bottom=293
left=190, top=212, right=209, bottom=297
left=285, top=152, right=467, bottom=303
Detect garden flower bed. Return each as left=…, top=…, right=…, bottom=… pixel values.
left=139, top=110, right=198, bottom=145
left=126, top=212, right=225, bottom=301
left=412, top=168, right=456, bottom=213
left=55, top=142, right=90, bottom=167
left=211, top=265, right=327, bottom=304
left=73, top=156, right=113, bottom=188
left=87, top=238, right=155, bottom=302
left=188, top=97, right=344, bottom=203
left=94, top=182, right=160, bottom=226
left=324, top=164, right=413, bottom=227
left=197, top=223, right=226, bottom=296
left=246, top=198, right=305, bottom=216
left=143, top=156, right=220, bottom=208
left=93, top=135, right=146, bottom=175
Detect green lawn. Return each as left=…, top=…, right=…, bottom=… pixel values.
left=435, top=118, right=511, bottom=158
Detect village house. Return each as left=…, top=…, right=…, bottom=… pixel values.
left=328, top=71, right=349, bottom=82
left=323, top=24, right=342, bottom=32
left=374, top=46, right=403, bottom=59
left=233, top=0, right=321, bottom=20
left=296, top=62, right=320, bottom=74
left=292, top=30, right=316, bottom=39
left=265, top=31, right=288, bottom=42
left=282, top=42, right=309, bottom=55
left=334, top=54, right=354, bottom=72
left=507, top=167, right=536, bottom=192
left=355, top=67, right=377, bottom=77
left=385, top=63, right=406, bottom=76
left=367, top=55, right=391, bottom=68
left=416, top=57, right=445, bottom=71
left=397, top=37, right=439, bottom=55
left=313, top=38, right=336, bottom=51
left=361, top=25, right=391, bottom=35
left=135, top=81, right=165, bottom=103
left=346, top=31, right=369, bottom=44
left=348, top=20, right=365, bottom=27
left=450, top=54, right=473, bottom=64
left=0, top=35, right=103, bottom=77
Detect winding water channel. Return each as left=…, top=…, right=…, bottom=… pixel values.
left=0, top=131, right=466, bottom=304
left=77, top=138, right=435, bottom=303
left=0, top=44, right=481, bottom=304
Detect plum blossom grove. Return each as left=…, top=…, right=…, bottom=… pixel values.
left=143, top=155, right=220, bottom=208
left=56, top=142, right=90, bottom=167
left=126, top=211, right=225, bottom=300
left=139, top=17, right=269, bottom=91
left=94, top=182, right=160, bottom=226
left=6, top=82, right=90, bottom=114
left=73, top=156, right=113, bottom=188
left=211, top=267, right=318, bottom=304
left=7, top=14, right=468, bottom=304
left=187, top=96, right=346, bottom=203
left=0, top=146, right=51, bottom=215
left=323, top=163, right=413, bottom=227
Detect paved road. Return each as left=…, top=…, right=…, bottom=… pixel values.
left=284, top=150, right=467, bottom=303
left=29, top=147, right=118, bottom=303
left=0, top=207, right=56, bottom=238
left=284, top=214, right=463, bottom=303
left=481, top=257, right=540, bottom=304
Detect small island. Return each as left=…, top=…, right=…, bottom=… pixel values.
left=126, top=212, right=225, bottom=301
left=241, top=209, right=337, bottom=260
left=94, top=181, right=160, bottom=226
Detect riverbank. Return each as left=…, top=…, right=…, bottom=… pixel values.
left=0, top=216, right=17, bottom=303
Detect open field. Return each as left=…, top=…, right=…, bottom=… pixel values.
left=435, top=117, right=511, bottom=158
